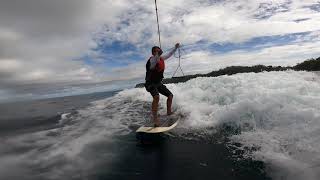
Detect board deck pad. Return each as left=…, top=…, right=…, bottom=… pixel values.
left=136, top=114, right=180, bottom=133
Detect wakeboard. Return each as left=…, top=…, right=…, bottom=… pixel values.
left=136, top=114, right=179, bottom=133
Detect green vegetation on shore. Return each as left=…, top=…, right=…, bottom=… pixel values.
left=135, top=57, right=320, bottom=88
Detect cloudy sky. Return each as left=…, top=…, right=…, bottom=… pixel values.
left=1, top=0, right=320, bottom=98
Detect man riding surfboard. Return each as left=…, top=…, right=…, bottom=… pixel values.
left=145, top=43, right=180, bottom=127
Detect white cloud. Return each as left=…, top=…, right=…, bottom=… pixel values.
left=0, top=0, right=135, bottom=85
left=0, top=0, right=320, bottom=88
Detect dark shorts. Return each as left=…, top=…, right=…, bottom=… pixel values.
left=145, top=82, right=173, bottom=97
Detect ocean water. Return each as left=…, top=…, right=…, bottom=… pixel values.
left=0, top=71, right=319, bottom=180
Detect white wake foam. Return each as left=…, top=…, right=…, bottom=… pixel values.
left=1, top=71, right=319, bottom=180
left=165, top=71, right=320, bottom=180
left=123, top=70, right=320, bottom=180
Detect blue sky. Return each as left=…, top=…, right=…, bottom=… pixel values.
left=208, top=32, right=310, bottom=53
left=83, top=41, right=143, bottom=68
left=87, top=31, right=309, bottom=67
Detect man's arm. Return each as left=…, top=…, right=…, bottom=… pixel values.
left=161, top=43, right=180, bottom=60
left=161, top=47, right=177, bottom=60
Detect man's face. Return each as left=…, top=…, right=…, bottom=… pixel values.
left=155, top=48, right=163, bottom=55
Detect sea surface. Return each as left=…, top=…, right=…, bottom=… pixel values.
left=0, top=71, right=319, bottom=180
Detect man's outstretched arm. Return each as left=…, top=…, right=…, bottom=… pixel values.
left=162, top=43, right=180, bottom=60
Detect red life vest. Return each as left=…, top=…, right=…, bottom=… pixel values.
left=155, top=57, right=165, bottom=72
left=145, top=56, right=165, bottom=83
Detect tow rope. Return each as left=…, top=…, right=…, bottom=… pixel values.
left=154, top=0, right=162, bottom=48
left=153, top=0, right=185, bottom=77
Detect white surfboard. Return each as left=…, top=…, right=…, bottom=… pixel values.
left=136, top=115, right=180, bottom=133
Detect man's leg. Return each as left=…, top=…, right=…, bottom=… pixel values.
left=157, top=83, right=174, bottom=116
left=167, top=95, right=173, bottom=115
left=145, top=83, right=161, bottom=126
left=152, top=95, right=160, bottom=126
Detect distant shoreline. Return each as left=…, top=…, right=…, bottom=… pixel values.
left=136, top=57, right=320, bottom=88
